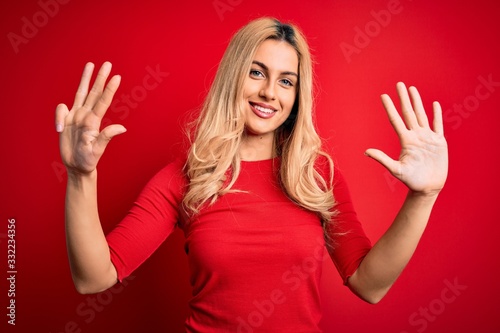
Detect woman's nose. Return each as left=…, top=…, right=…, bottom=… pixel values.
left=259, top=81, right=276, bottom=101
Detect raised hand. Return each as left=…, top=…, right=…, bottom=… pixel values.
left=365, top=82, right=448, bottom=196
left=55, top=62, right=126, bottom=175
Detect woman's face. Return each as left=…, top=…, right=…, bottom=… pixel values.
left=242, top=39, right=299, bottom=141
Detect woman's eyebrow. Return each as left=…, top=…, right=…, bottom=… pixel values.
left=252, top=60, right=298, bottom=77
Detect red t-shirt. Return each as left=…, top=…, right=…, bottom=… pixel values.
left=106, top=157, right=372, bottom=332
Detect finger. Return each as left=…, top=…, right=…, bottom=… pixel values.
left=83, top=61, right=113, bottom=109
left=55, top=103, right=70, bottom=132
left=432, top=101, right=444, bottom=135
left=73, top=62, right=95, bottom=108
left=381, top=94, right=407, bottom=135
left=92, top=74, right=121, bottom=118
left=365, top=148, right=401, bottom=178
left=94, top=124, right=127, bottom=156
left=396, top=82, right=419, bottom=130
left=408, top=86, right=430, bottom=128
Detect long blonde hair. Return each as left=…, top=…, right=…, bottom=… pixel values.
left=183, top=17, right=335, bottom=229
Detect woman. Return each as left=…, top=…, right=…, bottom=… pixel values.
left=55, top=17, right=448, bottom=332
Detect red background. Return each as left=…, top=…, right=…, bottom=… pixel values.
left=1, top=0, right=499, bottom=332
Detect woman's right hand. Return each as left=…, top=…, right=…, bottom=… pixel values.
left=55, top=62, right=126, bottom=176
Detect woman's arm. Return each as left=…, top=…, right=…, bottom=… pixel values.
left=348, top=82, right=448, bottom=303
left=65, top=170, right=118, bottom=294
left=55, top=62, right=126, bottom=294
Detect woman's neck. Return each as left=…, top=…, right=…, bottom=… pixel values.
left=239, top=131, right=275, bottom=161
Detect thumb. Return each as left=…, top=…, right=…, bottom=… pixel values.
left=94, top=124, right=127, bottom=156
left=365, top=148, right=400, bottom=177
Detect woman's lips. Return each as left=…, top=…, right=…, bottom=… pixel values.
left=249, top=102, right=277, bottom=119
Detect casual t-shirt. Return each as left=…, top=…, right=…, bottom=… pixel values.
left=106, top=157, right=372, bottom=332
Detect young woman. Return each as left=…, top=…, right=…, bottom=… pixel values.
left=55, top=17, right=448, bottom=332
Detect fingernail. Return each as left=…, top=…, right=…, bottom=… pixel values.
left=56, top=124, right=63, bottom=132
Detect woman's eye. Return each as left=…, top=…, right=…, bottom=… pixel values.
left=281, top=78, right=293, bottom=87
left=250, top=69, right=263, bottom=77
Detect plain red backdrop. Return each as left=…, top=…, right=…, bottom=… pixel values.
left=1, top=0, right=499, bottom=332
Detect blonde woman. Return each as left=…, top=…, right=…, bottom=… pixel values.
left=55, top=17, right=448, bottom=332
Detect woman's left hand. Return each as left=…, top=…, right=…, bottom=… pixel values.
left=365, top=82, right=448, bottom=196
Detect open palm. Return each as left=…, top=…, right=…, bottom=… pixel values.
left=55, top=62, right=126, bottom=175
left=366, top=82, right=448, bottom=195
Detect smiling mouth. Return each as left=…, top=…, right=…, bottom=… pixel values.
left=249, top=102, right=276, bottom=114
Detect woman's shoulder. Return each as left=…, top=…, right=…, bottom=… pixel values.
left=146, top=155, right=188, bottom=191
left=314, top=150, right=350, bottom=189
left=314, top=151, right=336, bottom=177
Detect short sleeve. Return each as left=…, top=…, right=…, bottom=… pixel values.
left=106, top=159, right=186, bottom=282
left=327, top=167, right=372, bottom=285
